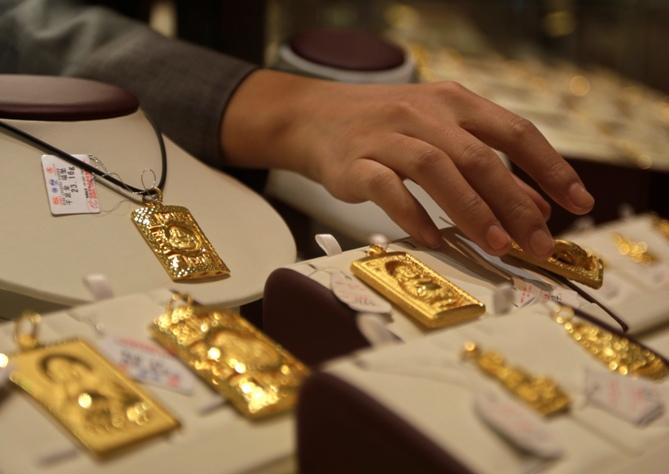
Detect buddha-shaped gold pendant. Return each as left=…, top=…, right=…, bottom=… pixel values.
left=150, top=293, right=309, bottom=419
left=351, top=245, right=485, bottom=329
left=132, top=189, right=230, bottom=282
left=7, top=312, right=179, bottom=457
left=505, top=239, right=604, bottom=289
left=462, top=341, right=571, bottom=417
left=552, top=306, right=668, bottom=381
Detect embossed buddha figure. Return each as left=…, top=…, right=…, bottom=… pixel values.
left=552, top=240, right=598, bottom=271
left=165, top=223, right=202, bottom=253
left=41, top=353, right=150, bottom=433
left=385, top=258, right=457, bottom=306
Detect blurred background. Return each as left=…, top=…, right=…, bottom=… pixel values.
left=99, top=0, right=669, bottom=250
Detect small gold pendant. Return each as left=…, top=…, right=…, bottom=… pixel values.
left=552, top=306, right=668, bottom=381
left=150, top=293, right=309, bottom=419
left=351, top=245, right=485, bottom=329
left=505, top=239, right=604, bottom=289
left=612, top=232, right=659, bottom=265
left=462, top=341, right=571, bottom=417
left=131, top=189, right=230, bottom=282
left=8, top=312, right=179, bottom=458
left=654, top=216, right=669, bottom=241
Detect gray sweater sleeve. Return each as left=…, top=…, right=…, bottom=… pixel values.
left=0, top=0, right=258, bottom=169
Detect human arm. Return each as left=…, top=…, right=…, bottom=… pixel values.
left=222, top=69, right=594, bottom=257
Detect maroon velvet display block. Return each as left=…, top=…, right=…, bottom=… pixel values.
left=262, top=268, right=371, bottom=366
left=0, top=75, right=138, bottom=121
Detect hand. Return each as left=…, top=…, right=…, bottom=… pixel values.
left=221, top=70, right=594, bottom=259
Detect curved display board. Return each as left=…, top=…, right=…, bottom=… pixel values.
left=0, top=111, right=296, bottom=306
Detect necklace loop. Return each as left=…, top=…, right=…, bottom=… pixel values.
left=14, top=311, right=41, bottom=351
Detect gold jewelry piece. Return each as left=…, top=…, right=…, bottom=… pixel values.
left=8, top=312, right=179, bottom=457
left=150, top=293, right=309, bottom=419
left=505, top=239, right=604, bottom=289
left=462, top=341, right=570, bottom=417
left=350, top=245, right=485, bottom=329
left=552, top=306, right=668, bottom=381
left=612, top=232, right=659, bottom=264
left=132, top=188, right=230, bottom=282
left=654, top=216, right=669, bottom=241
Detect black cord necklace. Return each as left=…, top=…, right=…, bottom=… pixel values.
left=0, top=116, right=166, bottom=199
left=0, top=115, right=229, bottom=282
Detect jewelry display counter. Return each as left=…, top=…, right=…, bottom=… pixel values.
left=0, top=110, right=296, bottom=308
left=0, top=292, right=295, bottom=474
left=299, top=305, right=669, bottom=473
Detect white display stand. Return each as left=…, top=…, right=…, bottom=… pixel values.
left=0, top=112, right=296, bottom=307
left=0, top=292, right=295, bottom=474
left=323, top=306, right=669, bottom=474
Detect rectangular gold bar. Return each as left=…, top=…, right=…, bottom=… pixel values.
left=132, top=202, right=230, bottom=282
left=351, top=251, right=485, bottom=329
left=504, top=240, right=604, bottom=289
left=150, top=304, right=309, bottom=419
left=10, top=339, right=179, bottom=458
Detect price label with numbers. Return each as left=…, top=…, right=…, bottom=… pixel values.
left=41, top=154, right=100, bottom=215
left=100, top=336, right=195, bottom=395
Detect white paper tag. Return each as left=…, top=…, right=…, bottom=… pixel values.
left=646, top=263, right=669, bottom=290
left=331, top=271, right=392, bottom=314
left=594, top=271, right=636, bottom=305
left=41, top=154, right=100, bottom=215
left=99, top=336, right=195, bottom=395
left=585, top=370, right=664, bottom=426
left=474, top=391, right=564, bottom=459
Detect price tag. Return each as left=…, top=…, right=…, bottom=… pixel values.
left=99, top=336, right=195, bottom=395
left=585, top=369, right=664, bottom=426
left=41, top=154, right=99, bottom=215
left=331, top=271, right=392, bottom=314
left=474, top=391, right=563, bottom=459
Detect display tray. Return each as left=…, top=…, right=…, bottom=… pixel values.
left=0, top=112, right=296, bottom=307
left=0, top=292, right=295, bottom=474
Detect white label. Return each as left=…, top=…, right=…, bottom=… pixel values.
left=331, top=271, right=392, bottom=314
left=585, top=369, right=664, bottom=426
left=99, top=336, right=195, bottom=395
left=474, top=391, right=563, bottom=459
left=41, top=154, right=100, bottom=215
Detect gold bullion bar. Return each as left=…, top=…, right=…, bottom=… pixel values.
left=132, top=200, right=230, bottom=282
left=10, top=339, right=179, bottom=458
left=504, top=239, right=603, bottom=289
left=150, top=303, right=309, bottom=419
left=351, top=249, right=485, bottom=329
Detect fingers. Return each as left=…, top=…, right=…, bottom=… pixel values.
left=362, top=134, right=513, bottom=256
left=343, top=159, right=442, bottom=248
left=512, top=174, right=551, bottom=221
left=451, top=90, right=594, bottom=215
left=420, top=127, right=555, bottom=259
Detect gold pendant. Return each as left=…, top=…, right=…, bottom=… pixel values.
left=132, top=189, right=230, bottom=282
left=552, top=306, right=668, bottom=381
left=462, top=341, right=571, bottom=417
left=8, top=312, right=179, bottom=458
left=654, top=216, right=669, bottom=241
left=351, top=245, right=485, bottom=329
left=150, top=293, right=309, bottom=419
left=612, top=232, right=659, bottom=264
left=505, top=239, right=604, bottom=289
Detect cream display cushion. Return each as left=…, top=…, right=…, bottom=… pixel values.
left=324, top=305, right=669, bottom=474
left=0, top=292, right=295, bottom=474
left=0, top=112, right=296, bottom=307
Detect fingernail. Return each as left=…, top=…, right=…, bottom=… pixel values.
left=422, top=229, right=443, bottom=249
left=569, top=183, right=594, bottom=211
left=486, top=225, right=510, bottom=251
left=529, top=229, right=554, bottom=258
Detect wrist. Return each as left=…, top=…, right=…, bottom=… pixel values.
left=220, top=69, right=325, bottom=177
